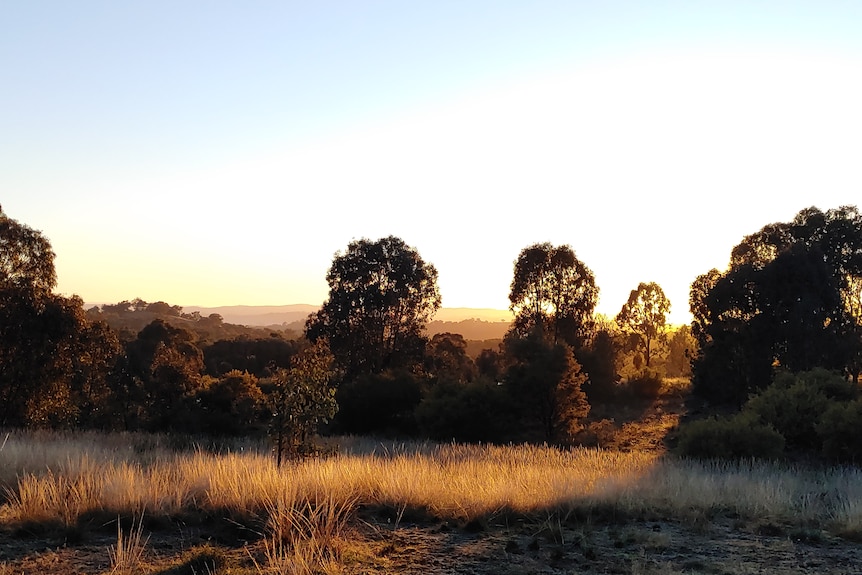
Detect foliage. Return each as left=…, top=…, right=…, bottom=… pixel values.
left=0, top=290, right=120, bottom=428
left=743, top=375, right=831, bottom=450
left=742, top=368, right=858, bottom=453
left=267, top=340, right=338, bottom=464
left=423, top=332, right=476, bottom=383
left=0, top=206, right=56, bottom=294
left=664, top=325, right=695, bottom=378
left=675, top=412, right=786, bottom=460
left=615, top=282, right=670, bottom=368
left=578, top=328, right=622, bottom=402
left=415, top=379, right=514, bottom=443
left=334, top=369, right=422, bottom=436
left=203, top=335, right=301, bottom=377
left=690, top=206, right=862, bottom=405
left=626, top=368, right=663, bottom=400
left=817, top=399, right=862, bottom=461
left=196, top=370, right=266, bottom=436
left=305, top=236, right=441, bottom=379
left=508, top=242, right=598, bottom=348
left=679, top=368, right=859, bottom=461
left=503, top=330, right=590, bottom=444
left=123, top=320, right=206, bottom=431
left=475, top=347, right=503, bottom=382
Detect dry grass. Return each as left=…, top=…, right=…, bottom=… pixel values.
left=1, top=430, right=861, bottom=572
left=108, top=514, right=149, bottom=574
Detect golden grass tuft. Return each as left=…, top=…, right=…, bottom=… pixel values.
left=108, top=514, right=150, bottom=574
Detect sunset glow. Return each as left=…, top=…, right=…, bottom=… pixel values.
left=3, top=2, right=861, bottom=324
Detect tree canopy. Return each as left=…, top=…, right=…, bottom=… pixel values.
left=508, top=243, right=598, bottom=348
left=690, top=206, right=862, bottom=404
left=616, top=282, right=671, bottom=368
left=305, top=236, right=441, bottom=379
left=0, top=206, right=56, bottom=294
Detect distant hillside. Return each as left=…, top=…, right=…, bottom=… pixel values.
left=426, top=318, right=510, bottom=340
left=183, top=304, right=513, bottom=330
left=183, top=304, right=318, bottom=327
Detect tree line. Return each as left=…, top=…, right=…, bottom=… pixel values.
left=1, top=204, right=859, bottom=459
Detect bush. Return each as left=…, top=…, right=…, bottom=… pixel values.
left=627, top=369, right=663, bottom=399
left=675, top=412, right=785, bottom=460
left=744, top=378, right=831, bottom=450
left=415, top=380, right=514, bottom=443
left=335, top=369, right=422, bottom=436
left=817, top=400, right=862, bottom=462
left=745, top=369, right=856, bottom=451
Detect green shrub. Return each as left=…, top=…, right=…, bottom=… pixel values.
left=772, top=368, right=857, bottom=400
left=675, top=412, right=785, bottom=460
left=817, top=399, right=862, bottom=462
left=745, top=369, right=855, bottom=451
left=744, top=378, right=830, bottom=450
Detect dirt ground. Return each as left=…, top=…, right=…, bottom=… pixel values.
left=2, top=511, right=862, bottom=575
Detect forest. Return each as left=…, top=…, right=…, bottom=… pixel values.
left=1, top=205, right=861, bottom=461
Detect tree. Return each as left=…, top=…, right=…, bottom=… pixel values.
left=124, top=320, right=206, bottom=430
left=267, top=340, right=338, bottom=465
left=615, top=282, right=671, bottom=368
left=196, top=370, right=266, bottom=436
left=691, top=206, right=862, bottom=404
left=0, top=206, right=56, bottom=294
left=665, top=325, right=696, bottom=378
left=508, top=243, right=598, bottom=348
left=0, top=209, right=125, bottom=427
left=305, top=236, right=441, bottom=379
left=503, top=330, right=590, bottom=444
left=423, top=332, right=476, bottom=384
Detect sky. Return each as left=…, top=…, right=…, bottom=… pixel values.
left=2, top=1, right=861, bottom=325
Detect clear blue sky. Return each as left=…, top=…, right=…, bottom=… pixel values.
left=3, top=1, right=861, bottom=324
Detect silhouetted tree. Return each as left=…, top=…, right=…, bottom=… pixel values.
left=0, top=207, right=56, bottom=294
left=475, top=347, right=503, bottom=382
left=124, top=320, right=206, bottom=430
left=691, top=206, right=862, bottom=404
left=0, top=208, right=124, bottom=428
left=615, top=282, right=670, bottom=368
left=508, top=243, right=598, bottom=348
left=423, top=332, right=476, bottom=384
left=203, top=335, right=301, bottom=377
left=305, top=236, right=441, bottom=379
left=503, top=329, right=590, bottom=444
left=665, top=325, right=696, bottom=378
left=335, top=369, right=423, bottom=436
left=578, top=327, right=622, bottom=402
left=197, top=370, right=266, bottom=436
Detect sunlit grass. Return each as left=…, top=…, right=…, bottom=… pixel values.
left=1, top=430, right=860, bottom=540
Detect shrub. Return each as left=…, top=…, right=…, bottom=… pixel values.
left=745, top=369, right=855, bottom=452
left=675, top=412, right=785, bottom=460
left=817, top=399, right=862, bottom=462
left=627, top=369, right=663, bottom=399
left=744, top=377, right=831, bottom=450
left=335, top=369, right=422, bottom=436
left=772, top=368, right=857, bottom=400
left=415, top=380, right=514, bottom=443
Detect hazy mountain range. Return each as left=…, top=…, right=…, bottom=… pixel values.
left=183, top=304, right=513, bottom=340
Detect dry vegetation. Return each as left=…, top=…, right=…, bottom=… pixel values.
left=1, top=428, right=861, bottom=574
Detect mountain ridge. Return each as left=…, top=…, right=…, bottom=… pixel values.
left=181, top=304, right=512, bottom=327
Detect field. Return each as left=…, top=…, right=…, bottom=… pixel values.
left=1, top=428, right=861, bottom=575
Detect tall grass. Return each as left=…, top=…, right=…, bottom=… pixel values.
left=1, top=430, right=860, bottom=541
